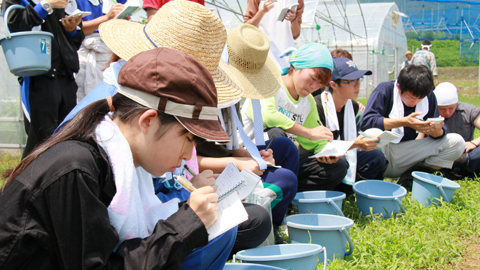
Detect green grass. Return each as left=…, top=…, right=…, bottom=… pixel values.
left=0, top=153, right=20, bottom=188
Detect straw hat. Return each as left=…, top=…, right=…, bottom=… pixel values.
left=404, top=50, right=413, bottom=57
left=99, top=0, right=244, bottom=108
left=226, top=24, right=281, bottom=100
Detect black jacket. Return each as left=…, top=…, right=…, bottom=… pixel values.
left=0, top=139, right=208, bottom=269
left=2, top=0, right=84, bottom=77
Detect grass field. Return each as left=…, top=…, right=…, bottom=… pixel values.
left=1, top=67, right=480, bottom=269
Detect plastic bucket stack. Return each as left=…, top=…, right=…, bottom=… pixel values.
left=286, top=214, right=354, bottom=262
left=411, top=171, right=461, bottom=207
left=235, top=244, right=327, bottom=270
left=292, top=191, right=346, bottom=216
left=0, top=5, right=54, bottom=77
left=353, top=180, right=407, bottom=218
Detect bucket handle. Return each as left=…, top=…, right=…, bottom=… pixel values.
left=395, top=197, right=406, bottom=213
left=340, top=226, right=354, bottom=256
left=321, top=246, right=327, bottom=270
left=3, top=5, right=26, bottom=39
left=327, top=198, right=345, bottom=217
left=436, top=184, right=449, bottom=202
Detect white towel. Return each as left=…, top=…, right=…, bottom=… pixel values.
left=389, top=81, right=428, bottom=143
left=321, top=91, right=357, bottom=185
left=95, top=115, right=179, bottom=245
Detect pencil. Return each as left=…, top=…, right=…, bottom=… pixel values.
left=184, top=164, right=197, bottom=177
left=265, top=135, right=276, bottom=151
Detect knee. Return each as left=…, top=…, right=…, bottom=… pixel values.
left=446, top=133, right=466, bottom=156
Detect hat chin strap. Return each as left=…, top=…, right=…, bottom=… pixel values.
left=143, top=26, right=158, bottom=47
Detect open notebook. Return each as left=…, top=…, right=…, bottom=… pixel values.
left=363, top=128, right=400, bottom=148
left=309, top=140, right=354, bottom=158
left=207, top=163, right=261, bottom=241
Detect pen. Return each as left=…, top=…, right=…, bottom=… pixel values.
left=184, top=164, right=197, bottom=177
left=174, top=175, right=196, bottom=192
left=359, top=131, right=380, bottom=143
left=317, top=120, right=322, bottom=126
left=265, top=135, right=276, bottom=151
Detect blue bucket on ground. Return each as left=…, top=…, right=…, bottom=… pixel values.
left=223, top=263, right=285, bottom=269
left=412, top=171, right=461, bottom=207
left=0, top=5, right=54, bottom=77
left=286, top=214, right=354, bottom=262
left=353, top=180, right=407, bottom=218
left=235, top=244, right=326, bottom=270
left=292, top=191, right=346, bottom=216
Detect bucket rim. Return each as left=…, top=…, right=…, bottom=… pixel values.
left=353, top=180, right=407, bottom=200
left=293, top=190, right=346, bottom=203
left=0, top=31, right=54, bottom=42
left=235, top=243, right=323, bottom=261
left=412, top=171, right=461, bottom=189
left=285, top=213, right=354, bottom=230
left=223, top=263, right=284, bottom=269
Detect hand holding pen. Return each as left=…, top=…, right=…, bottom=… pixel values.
left=183, top=165, right=218, bottom=189
left=311, top=120, right=333, bottom=142
left=358, top=131, right=381, bottom=151
left=259, top=135, right=276, bottom=165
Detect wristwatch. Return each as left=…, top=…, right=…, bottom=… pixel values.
left=40, top=0, right=53, bottom=15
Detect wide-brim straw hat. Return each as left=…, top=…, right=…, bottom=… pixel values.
left=404, top=50, right=413, bottom=57
left=226, top=24, right=281, bottom=100
left=99, top=0, right=244, bottom=108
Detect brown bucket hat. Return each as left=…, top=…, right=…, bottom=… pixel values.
left=117, top=47, right=230, bottom=143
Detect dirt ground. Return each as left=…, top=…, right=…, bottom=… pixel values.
left=439, top=67, right=479, bottom=98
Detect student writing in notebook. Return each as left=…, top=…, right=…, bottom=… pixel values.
left=198, top=24, right=299, bottom=244
left=314, top=57, right=387, bottom=192
left=0, top=48, right=237, bottom=270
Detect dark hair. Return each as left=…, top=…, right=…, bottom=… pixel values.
left=397, top=65, right=434, bottom=98
left=4, top=94, right=203, bottom=187
left=422, top=40, right=432, bottom=46
left=330, top=49, right=352, bottom=60
left=286, top=65, right=332, bottom=85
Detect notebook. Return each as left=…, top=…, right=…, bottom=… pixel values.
left=277, top=3, right=299, bottom=21
left=363, top=128, right=400, bottom=148
left=114, top=5, right=140, bottom=19
left=216, top=163, right=247, bottom=202
left=309, top=140, right=354, bottom=158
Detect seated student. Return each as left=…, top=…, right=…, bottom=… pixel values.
left=243, top=42, right=347, bottom=192
left=314, top=57, right=387, bottom=189
left=0, top=48, right=237, bottom=269
left=361, top=65, right=465, bottom=190
left=434, top=82, right=480, bottom=179
left=199, top=24, right=299, bottom=244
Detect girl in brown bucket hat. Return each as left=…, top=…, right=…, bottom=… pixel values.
left=0, top=48, right=237, bottom=269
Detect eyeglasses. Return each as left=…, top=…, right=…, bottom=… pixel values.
left=340, top=76, right=364, bottom=85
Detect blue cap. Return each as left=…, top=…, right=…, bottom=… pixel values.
left=331, top=57, right=372, bottom=81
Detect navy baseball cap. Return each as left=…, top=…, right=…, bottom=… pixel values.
left=331, top=57, right=372, bottom=81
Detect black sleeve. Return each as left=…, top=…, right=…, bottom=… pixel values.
left=43, top=170, right=208, bottom=270
left=314, top=94, right=326, bottom=126
left=2, top=0, right=43, bottom=33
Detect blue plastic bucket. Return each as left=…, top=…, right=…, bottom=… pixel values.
left=412, top=171, right=461, bottom=207
left=353, top=180, right=407, bottom=218
left=0, top=5, right=54, bottom=77
left=235, top=244, right=326, bottom=270
left=286, top=214, right=354, bottom=262
left=223, top=263, right=284, bottom=269
left=292, top=191, right=346, bottom=216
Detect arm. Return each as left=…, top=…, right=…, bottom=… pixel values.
left=244, top=0, right=274, bottom=27
left=197, top=155, right=265, bottom=176
left=290, top=0, right=303, bottom=39
left=44, top=170, right=208, bottom=269
left=466, top=114, right=480, bottom=153
left=145, top=7, right=157, bottom=22
left=294, top=96, right=330, bottom=154
left=81, top=4, right=125, bottom=35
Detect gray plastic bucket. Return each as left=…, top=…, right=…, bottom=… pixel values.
left=412, top=171, right=461, bottom=207
left=0, top=5, right=54, bottom=76
left=353, top=180, right=407, bottom=218
left=223, top=263, right=284, bottom=269
left=235, top=244, right=326, bottom=270
left=292, top=191, right=346, bottom=216
left=286, top=214, right=354, bottom=262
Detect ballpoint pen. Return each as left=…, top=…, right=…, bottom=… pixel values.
left=265, top=135, right=276, bottom=151
left=359, top=131, right=380, bottom=143
left=184, top=164, right=197, bottom=177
